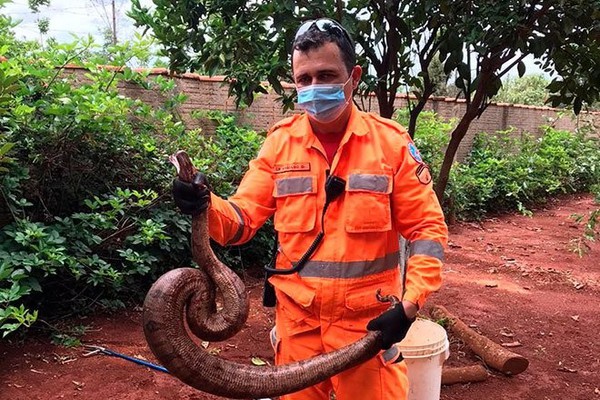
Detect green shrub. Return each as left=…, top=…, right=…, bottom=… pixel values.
left=395, top=108, right=599, bottom=221
left=448, top=127, right=600, bottom=220
left=0, top=30, right=268, bottom=337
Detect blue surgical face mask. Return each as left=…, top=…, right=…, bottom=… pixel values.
left=296, top=76, right=352, bottom=123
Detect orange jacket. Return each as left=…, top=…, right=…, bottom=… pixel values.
left=207, top=105, right=447, bottom=309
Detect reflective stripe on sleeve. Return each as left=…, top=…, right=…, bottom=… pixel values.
left=225, top=201, right=245, bottom=245
left=275, top=177, right=313, bottom=196
left=408, top=240, right=444, bottom=262
left=298, top=252, right=399, bottom=279
left=348, top=174, right=390, bottom=193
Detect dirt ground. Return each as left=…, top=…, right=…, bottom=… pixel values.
left=1, top=194, right=599, bottom=400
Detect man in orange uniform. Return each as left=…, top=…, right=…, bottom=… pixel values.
left=173, top=18, right=447, bottom=400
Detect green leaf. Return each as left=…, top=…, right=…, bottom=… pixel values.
left=0, top=142, right=14, bottom=156
left=573, top=97, right=583, bottom=115
left=457, top=63, right=470, bottom=80
left=251, top=357, right=267, bottom=366
left=517, top=61, right=526, bottom=78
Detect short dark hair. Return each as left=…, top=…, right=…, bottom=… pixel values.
left=292, top=20, right=356, bottom=73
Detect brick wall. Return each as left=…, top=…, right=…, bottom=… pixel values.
left=65, top=66, right=600, bottom=161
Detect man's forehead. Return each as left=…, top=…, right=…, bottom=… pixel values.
left=292, top=43, right=345, bottom=73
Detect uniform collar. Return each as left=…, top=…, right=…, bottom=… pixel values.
left=292, top=104, right=369, bottom=147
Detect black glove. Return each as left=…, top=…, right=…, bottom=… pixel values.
left=172, top=172, right=211, bottom=216
left=367, top=304, right=416, bottom=350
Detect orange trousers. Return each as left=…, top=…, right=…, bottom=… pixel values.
left=271, top=270, right=409, bottom=400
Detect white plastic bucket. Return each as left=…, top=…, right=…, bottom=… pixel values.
left=397, top=318, right=450, bottom=400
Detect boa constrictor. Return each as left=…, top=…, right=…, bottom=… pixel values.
left=143, top=150, right=385, bottom=399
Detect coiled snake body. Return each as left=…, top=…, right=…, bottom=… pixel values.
left=143, top=150, right=383, bottom=399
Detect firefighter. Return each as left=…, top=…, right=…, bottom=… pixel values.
left=173, top=18, right=448, bottom=400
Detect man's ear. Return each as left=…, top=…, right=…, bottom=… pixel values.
left=351, top=65, right=362, bottom=90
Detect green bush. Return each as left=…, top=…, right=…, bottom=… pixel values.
left=0, top=29, right=267, bottom=337
left=448, top=127, right=600, bottom=220
left=395, top=108, right=599, bottom=221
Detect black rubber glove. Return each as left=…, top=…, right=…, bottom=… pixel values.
left=172, top=172, right=211, bottom=216
left=367, top=304, right=416, bottom=350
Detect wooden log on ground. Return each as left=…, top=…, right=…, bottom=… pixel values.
left=431, top=305, right=529, bottom=375
left=442, top=365, right=489, bottom=385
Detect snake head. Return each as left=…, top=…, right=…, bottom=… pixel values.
left=170, top=150, right=197, bottom=183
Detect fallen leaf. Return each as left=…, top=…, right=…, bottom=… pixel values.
left=500, top=329, right=514, bottom=338
left=557, top=366, right=577, bottom=373
left=30, top=369, right=45, bottom=374
left=501, top=341, right=523, bottom=348
left=594, top=387, right=599, bottom=395
left=571, top=315, right=580, bottom=321
left=208, top=348, right=221, bottom=355
left=134, top=354, right=147, bottom=361
left=251, top=357, right=267, bottom=366
left=201, top=341, right=210, bottom=349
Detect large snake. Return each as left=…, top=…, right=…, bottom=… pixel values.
left=143, top=150, right=386, bottom=399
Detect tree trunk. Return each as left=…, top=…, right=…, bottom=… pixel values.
left=434, top=114, right=474, bottom=202
left=375, top=86, right=395, bottom=118
left=407, top=88, right=434, bottom=138
left=431, top=305, right=529, bottom=376
left=442, top=365, right=489, bottom=385
left=433, top=66, right=496, bottom=202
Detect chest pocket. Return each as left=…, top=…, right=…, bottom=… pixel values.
left=273, top=175, right=317, bottom=233
left=345, top=171, right=392, bottom=233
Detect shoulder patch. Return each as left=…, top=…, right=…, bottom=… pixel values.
left=415, top=164, right=432, bottom=185
left=408, top=142, right=423, bottom=163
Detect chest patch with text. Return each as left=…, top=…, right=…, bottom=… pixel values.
left=274, top=163, right=311, bottom=174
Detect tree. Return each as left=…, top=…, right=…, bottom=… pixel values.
left=25, top=0, right=50, bottom=44
left=129, top=0, right=600, bottom=201
left=427, top=56, right=460, bottom=98
left=27, top=0, right=50, bottom=13
left=88, top=0, right=128, bottom=45
left=423, top=1, right=600, bottom=200
left=128, top=0, right=420, bottom=115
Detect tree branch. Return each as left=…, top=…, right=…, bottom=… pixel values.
left=497, top=52, right=528, bottom=81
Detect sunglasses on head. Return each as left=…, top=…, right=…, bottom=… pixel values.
left=294, top=18, right=353, bottom=45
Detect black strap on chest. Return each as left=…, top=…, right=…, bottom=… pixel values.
left=262, top=173, right=346, bottom=307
